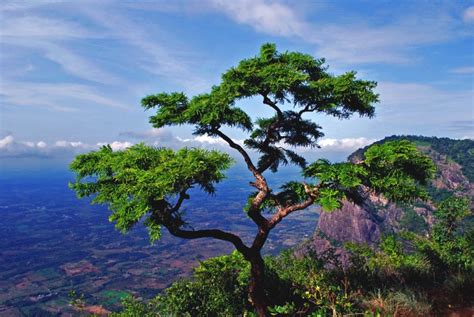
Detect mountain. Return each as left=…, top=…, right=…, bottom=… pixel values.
left=300, top=136, right=474, bottom=258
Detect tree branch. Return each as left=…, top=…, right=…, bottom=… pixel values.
left=256, top=94, right=286, bottom=174
left=249, top=191, right=315, bottom=252
left=268, top=198, right=314, bottom=230
left=268, top=183, right=319, bottom=230
left=170, top=190, right=189, bottom=213
left=168, top=226, right=251, bottom=257
left=213, top=129, right=260, bottom=179
left=247, top=190, right=270, bottom=229
left=262, top=94, right=283, bottom=120
left=298, top=104, right=313, bottom=116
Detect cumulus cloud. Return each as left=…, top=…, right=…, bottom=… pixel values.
left=318, top=137, right=377, bottom=151
left=463, top=6, right=474, bottom=23
left=0, top=135, right=14, bottom=148
left=1, top=132, right=376, bottom=162
left=177, top=134, right=228, bottom=146
left=177, top=133, right=376, bottom=153
left=0, top=134, right=133, bottom=158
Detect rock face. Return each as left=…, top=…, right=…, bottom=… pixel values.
left=302, top=136, right=473, bottom=257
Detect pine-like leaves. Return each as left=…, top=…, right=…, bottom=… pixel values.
left=304, top=140, right=436, bottom=211
left=142, top=43, right=378, bottom=172
left=69, top=144, right=233, bottom=239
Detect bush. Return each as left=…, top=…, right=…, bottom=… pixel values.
left=156, top=251, right=250, bottom=316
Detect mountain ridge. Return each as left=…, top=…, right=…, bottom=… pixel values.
left=301, top=135, right=474, bottom=258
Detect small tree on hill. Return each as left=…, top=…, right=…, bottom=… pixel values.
left=70, top=44, right=435, bottom=316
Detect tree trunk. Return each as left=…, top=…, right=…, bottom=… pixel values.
left=248, top=253, right=269, bottom=317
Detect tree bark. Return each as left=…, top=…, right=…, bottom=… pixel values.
left=248, top=252, right=269, bottom=317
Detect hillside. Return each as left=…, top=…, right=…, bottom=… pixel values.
left=303, top=135, right=474, bottom=257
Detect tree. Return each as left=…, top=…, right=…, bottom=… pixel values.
left=405, top=196, right=473, bottom=272
left=70, top=43, right=435, bottom=316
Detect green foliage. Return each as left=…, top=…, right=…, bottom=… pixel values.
left=110, top=296, right=162, bottom=317
left=264, top=250, right=359, bottom=315
left=115, top=232, right=472, bottom=316
left=69, top=144, right=233, bottom=240
left=350, top=135, right=474, bottom=182
left=406, top=196, right=474, bottom=272
left=399, top=206, right=428, bottom=234
left=304, top=140, right=435, bottom=211
left=143, top=43, right=378, bottom=172
left=268, top=302, right=296, bottom=316
left=113, top=194, right=472, bottom=315
left=427, top=186, right=453, bottom=203
left=378, top=235, right=431, bottom=274
left=153, top=249, right=361, bottom=316
left=346, top=236, right=431, bottom=285
left=362, top=140, right=435, bottom=201
left=156, top=251, right=250, bottom=317
left=346, top=195, right=474, bottom=310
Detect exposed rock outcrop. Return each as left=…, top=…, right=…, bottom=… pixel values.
left=301, top=136, right=473, bottom=257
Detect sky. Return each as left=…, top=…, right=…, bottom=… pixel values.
left=0, top=0, right=473, bottom=167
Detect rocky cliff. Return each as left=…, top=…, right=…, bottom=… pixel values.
left=301, top=136, right=474, bottom=257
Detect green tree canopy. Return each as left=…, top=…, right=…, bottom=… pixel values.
left=70, top=144, right=234, bottom=243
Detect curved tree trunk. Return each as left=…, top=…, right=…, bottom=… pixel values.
left=248, top=253, right=269, bottom=317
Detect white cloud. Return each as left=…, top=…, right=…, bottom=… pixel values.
left=36, top=141, right=47, bottom=148
left=177, top=132, right=376, bottom=154
left=177, top=134, right=245, bottom=147
left=210, top=0, right=306, bottom=37
left=0, top=134, right=51, bottom=157
left=311, top=19, right=454, bottom=65
left=97, top=141, right=133, bottom=151
left=55, top=140, right=90, bottom=149
left=80, top=5, right=210, bottom=93
left=450, top=66, right=474, bottom=74
left=208, top=0, right=462, bottom=66
left=0, top=135, right=14, bottom=148
left=194, top=134, right=228, bottom=145
left=318, top=137, right=376, bottom=151
left=463, top=6, right=474, bottom=23
left=0, top=134, right=134, bottom=158
left=0, top=15, right=98, bottom=39
left=0, top=132, right=380, bottom=163
left=1, top=82, right=130, bottom=111
left=0, top=15, right=120, bottom=84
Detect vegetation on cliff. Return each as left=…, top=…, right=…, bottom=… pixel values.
left=350, top=135, right=474, bottom=183
left=111, top=195, right=472, bottom=316
left=107, top=136, right=473, bottom=316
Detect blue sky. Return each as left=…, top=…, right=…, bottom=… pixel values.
left=0, top=0, right=473, bottom=165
